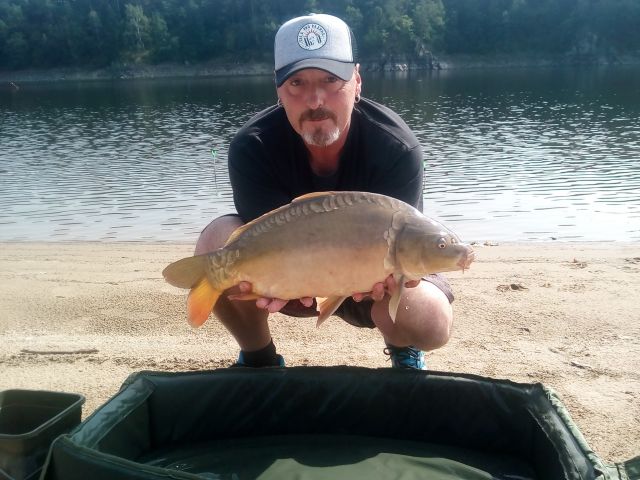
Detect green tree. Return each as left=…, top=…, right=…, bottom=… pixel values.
left=5, top=31, right=28, bottom=68
left=362, top=4, right=387, bottom=55
left=122, top=3, right=150, bottom=61
left=589, top=0, right=640, bottom=53
left=149, top=12, right=176, bottom=62
left=1, top=0, right=639, bottom=71
left=412, top=0, right=445, bottom=52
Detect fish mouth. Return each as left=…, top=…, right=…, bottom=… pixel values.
left=457, top=247, right=475, bottom=272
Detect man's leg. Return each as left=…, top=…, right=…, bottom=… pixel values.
left=195, top=215, right=276, bottom=364
left=371, top=281, right=453, bottom=352
left=336, top=279, right=453, bottom=369
left=196, top=217, right=453, bottom=367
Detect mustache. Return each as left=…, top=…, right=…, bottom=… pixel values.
left=299, top=108, right=337, bottom=124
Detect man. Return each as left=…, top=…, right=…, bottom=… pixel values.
left=195, top=13, right=454, bottom=369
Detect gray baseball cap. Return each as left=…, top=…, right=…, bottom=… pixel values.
left=275, top=14, right=357, bottom=87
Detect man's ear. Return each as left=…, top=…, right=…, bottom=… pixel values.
left=354, top=64, right=362, bottom=95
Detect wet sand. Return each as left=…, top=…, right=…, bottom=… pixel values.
left=0, top=241, right=638, bottom=463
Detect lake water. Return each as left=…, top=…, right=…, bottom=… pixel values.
left=1, top=66, right=639, bottom=243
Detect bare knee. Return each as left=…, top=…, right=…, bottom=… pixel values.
left=415, top=314, right=452, bottom=351
left=383, top=313, right=452, bottom=351
left=373, top=281, right=453, bottom=351
left=195, top=214, right=244, bottom=255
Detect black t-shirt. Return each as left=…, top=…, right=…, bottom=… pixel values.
left=228, top=97, right=424, bottom=222
left=226, top=97, right=454, bottom=304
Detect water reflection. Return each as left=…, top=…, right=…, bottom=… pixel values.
left=1, top=68, right=639, bottom=242
left=367, top=67, right=640, bottom=241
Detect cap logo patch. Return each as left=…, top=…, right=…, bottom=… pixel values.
left=297, top=23, right=327, bottom=51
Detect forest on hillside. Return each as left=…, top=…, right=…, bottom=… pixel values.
left=1, top=0, right=639, bottom=70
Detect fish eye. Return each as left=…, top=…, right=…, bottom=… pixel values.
left=437, top=237, right=447, bottom=249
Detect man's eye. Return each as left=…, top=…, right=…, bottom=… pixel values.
left=325, top=76, right=338, bottom=83
left=289, top=79, right=302, bottom=87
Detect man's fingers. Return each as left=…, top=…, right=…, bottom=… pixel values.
left=256, top=297, right=288, bottom=313
left=370, top=282, right=386, bottom=301
left=240, top=281, right=290, bottom=313
left=267, top=298, right=289, bottom=313
left=241, top=277, right=418, bottom=310
left=384, top=275, right=420, bottom=292
left=384, top=275, right=397, bottom=293
left=300, top=297, right=314, bottom=307
left=255, top=297, right=270, bottom=309
left=256, top=296, right=313, bottom=312
left=352, top=292, right=366, bottom=302
left=352, top=279, right=394, bottom=303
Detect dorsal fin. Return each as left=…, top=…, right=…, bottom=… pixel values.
left=224, top=202, right=294, bottom=245
left=292, top=191, right=336, bottom=202
left=225, top=191, right=336, bottom=246
left=224, top=220, right=254, bottom=245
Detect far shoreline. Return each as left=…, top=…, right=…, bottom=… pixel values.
left=2, top=53, right=640, bottom=84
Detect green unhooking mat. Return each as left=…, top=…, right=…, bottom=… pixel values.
left=41, top=367, right=638, bottom=480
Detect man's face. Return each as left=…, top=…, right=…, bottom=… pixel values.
left=277, top=67, right=361, bottom=148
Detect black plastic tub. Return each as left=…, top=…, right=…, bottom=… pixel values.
left=0, top=390, right=84, bottom=480
left=41, top=367, right=638, bottom=480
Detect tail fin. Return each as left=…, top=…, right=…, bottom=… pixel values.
left=163, top=254, right=220, bottom=327
left=187, top=278, right=221, bottom=327
left=163, top=255, right=208, bottom=288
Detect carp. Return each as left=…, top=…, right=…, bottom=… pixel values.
left=163, top=191, right=474, bottom=327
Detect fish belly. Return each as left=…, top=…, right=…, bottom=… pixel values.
left=241, top=243, right=391, bottom=299
left=228, top=204, right=398, bottom=299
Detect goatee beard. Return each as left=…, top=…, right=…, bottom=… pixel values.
left=299, top=108, right=340, bottom=147
left=302, top=127, right=341, bottom=147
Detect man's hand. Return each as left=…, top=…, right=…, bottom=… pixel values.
left=231, top=275, right=420, bottom=312
left=351, top=275, right=421, bottom=303
left=236, top=281, right=314, bottom=313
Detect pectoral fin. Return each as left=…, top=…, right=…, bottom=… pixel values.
left=187, top=278, right=221, bottom=328
left=316, top=295, right=348, bottom=328
left=388, top=274, right=406, bottom=323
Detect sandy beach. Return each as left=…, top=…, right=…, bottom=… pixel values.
left=0, top=241, right=638, bottom=463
